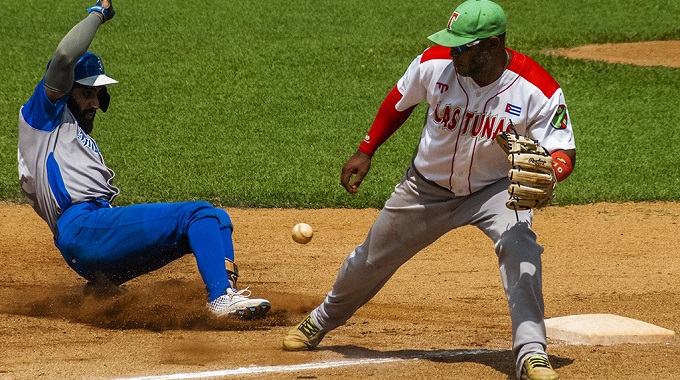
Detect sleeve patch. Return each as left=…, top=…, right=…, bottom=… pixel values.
left=550, top=104, right=568, bottom=129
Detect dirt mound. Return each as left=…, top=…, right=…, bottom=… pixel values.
left=547, top=40, right=680, bottom=68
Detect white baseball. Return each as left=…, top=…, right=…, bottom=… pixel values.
left=291, top=223, right=314, bottom=244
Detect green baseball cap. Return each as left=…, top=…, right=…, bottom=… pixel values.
left=428, top=0, right=506, bottom=47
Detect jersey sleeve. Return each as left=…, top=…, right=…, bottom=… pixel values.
left=357, top=49, right=440, bottom=155
left=20, top=78, right=69, bottom=133
left=528, top=88, right=575, bottom=153
left=395, top=54, right=428, bottom=112
left=358, top=86, right=417, bottom=156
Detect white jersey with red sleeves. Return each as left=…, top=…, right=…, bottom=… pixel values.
left=395, top=45, right=575, bottom=196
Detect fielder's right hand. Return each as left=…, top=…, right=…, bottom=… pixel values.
left=341, top=150, right=372, bottom=194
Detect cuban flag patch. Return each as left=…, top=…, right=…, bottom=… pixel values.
left=505, top=103, right=522, bottom=117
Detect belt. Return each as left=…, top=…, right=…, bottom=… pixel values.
left=410, top=162, right=453, bottom=194
left=55, top=199, right=112, bottom=240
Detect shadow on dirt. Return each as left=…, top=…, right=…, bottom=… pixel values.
left=326, top=345, right=573, bottom=379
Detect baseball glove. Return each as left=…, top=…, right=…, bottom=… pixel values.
left=495, top=130, right=556, bottom=210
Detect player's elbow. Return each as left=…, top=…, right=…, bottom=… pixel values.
left=563, top=149, right=576, bottom=168
left=49, top=48, right=79, bottom=72
left=551, top=149, right=575, bottom=182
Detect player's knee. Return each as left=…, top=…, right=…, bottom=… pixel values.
left=190, top=200, right=215, bottom=210
left=495, top=222, right=542, bottom=260
left=187, top=201, right=233, bottom=230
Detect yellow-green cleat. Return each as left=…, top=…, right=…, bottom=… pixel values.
left=521, top=355, right=559, bottom=380
left=282, top=315, right=326, bottom=351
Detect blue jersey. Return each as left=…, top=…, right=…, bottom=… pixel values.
left=18, top=79, right=119, bottom=234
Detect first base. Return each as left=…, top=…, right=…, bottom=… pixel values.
left=545, top=314, right=675, bottom=345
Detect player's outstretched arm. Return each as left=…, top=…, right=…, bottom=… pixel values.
left=44, top=1, right=115, bottom=102
left=340, top=150, right=372, bottom=194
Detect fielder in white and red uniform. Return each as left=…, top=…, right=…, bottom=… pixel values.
left=284, top=1, right=574, bottom=380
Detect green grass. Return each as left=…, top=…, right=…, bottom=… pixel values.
left=2, top=0, right=680, bottom=208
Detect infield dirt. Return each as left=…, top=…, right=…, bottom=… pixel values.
left=546, top=40, right=680, bottom=68
left=1, top=202, right=678, bottom=379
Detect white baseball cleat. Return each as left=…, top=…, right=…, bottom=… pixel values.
left=208, top=288, right=270, bottom=319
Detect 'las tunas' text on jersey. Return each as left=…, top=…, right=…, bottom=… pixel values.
left=395, top=45, right=575, bottom=196
left=18, top=78, right=119, bottom=235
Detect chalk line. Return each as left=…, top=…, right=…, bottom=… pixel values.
left=109, top=349, right=501, bottom=380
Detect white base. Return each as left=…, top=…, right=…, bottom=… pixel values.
left=545, top=314, right=675, bottom=345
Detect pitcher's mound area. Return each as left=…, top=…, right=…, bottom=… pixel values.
left=546, top=314, right=676, bottom=345
left=546, top=40, right=680, bottom=68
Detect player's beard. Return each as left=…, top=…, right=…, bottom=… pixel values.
left=454, top=50, right=492, bottom=78
left=67, top=97, right=96, bottom=135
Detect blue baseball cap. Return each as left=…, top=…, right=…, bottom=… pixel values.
left=74, top=51, right=118, bottom=86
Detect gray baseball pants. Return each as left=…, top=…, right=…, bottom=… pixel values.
left=310, top=166, right=548, bottom=378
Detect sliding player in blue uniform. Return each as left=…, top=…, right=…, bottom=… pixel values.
left=17, top=1, right=270, bottom=319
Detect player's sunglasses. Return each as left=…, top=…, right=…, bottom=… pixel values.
left=452, top=39, right=483, bottom=54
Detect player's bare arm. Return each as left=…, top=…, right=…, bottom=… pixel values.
left=340, top=150, right=372, bottom=194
